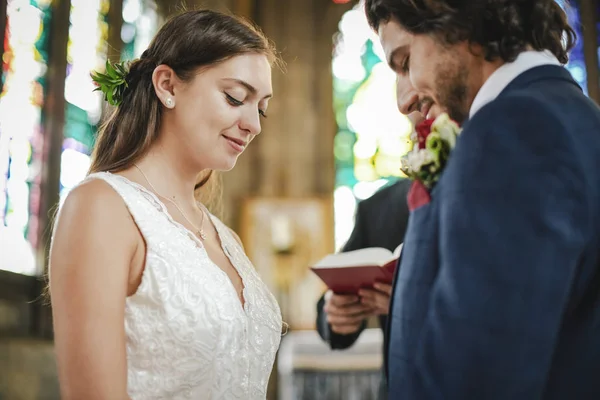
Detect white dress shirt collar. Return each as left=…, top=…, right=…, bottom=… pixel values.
left=469, top=50, right=561, bottom=118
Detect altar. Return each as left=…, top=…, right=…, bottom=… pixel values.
left=278, top=329, right=384, bottom=400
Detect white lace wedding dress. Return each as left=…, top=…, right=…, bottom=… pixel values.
left=85, top=172, right=282, bottom=400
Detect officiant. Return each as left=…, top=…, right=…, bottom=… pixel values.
left=315, top=178, right=409, bottom=398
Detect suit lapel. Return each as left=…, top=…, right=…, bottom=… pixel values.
left=384, top=249, right=403, bottom=382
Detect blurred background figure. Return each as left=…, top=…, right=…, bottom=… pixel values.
left=0, top=0, right=597, bottom=399
left=316, top=177, right=411, bottom=399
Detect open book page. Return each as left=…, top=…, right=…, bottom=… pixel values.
left=312, top=243, right=403, bottom=269
left=309, top=243, right=403, bottom=294
left=392, top=242, right=403, bottom=258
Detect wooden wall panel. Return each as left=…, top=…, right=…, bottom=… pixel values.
left=220, top=0, right=345, bottom=229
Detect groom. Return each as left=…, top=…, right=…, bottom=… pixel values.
left=365, top=0, right=600, bottom=398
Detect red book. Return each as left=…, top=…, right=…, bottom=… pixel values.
left=310, top=244, right=402, bottom=294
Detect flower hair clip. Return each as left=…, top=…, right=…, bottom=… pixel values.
left=91, top=59, right=134, bottom=106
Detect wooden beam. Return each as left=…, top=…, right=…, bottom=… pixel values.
left=33, top=0, right=72, bottom=338
left=233, top=0, right=254, bottom=18
left=580, top=0, right=599, bottom=103
left=106, top=0, right=124, bottom=62
left=36, top=0, right=70, bottom=274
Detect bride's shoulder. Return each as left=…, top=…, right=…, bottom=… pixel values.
left=55, top=175, right=134, bottom=239
left=60, top=176, right=121, bottom=213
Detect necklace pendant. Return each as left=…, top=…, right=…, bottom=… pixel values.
left=199, top=230, right=207, bottom=240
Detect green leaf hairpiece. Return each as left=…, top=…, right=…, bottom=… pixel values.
left=91, top=59, right=133, bottom=106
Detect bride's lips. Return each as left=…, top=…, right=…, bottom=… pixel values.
left=222, top=135, right=247, bottom=153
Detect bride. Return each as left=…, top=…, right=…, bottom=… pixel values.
left=49, top=10, right=283, bottom=400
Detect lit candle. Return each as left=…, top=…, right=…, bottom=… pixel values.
left=271, top=214, right=294, bottom=251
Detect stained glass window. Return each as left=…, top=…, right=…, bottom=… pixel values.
left=332, top=2, right=412, bottom=249
left=59, top=0, right=157, bottom=202
left=121, top=0, right=158, bottom=62
left=558, top=0, right=588, bottom=94
left=0, top=0, right=53, bottom=275
left=59, top=0, right=111, bottom=202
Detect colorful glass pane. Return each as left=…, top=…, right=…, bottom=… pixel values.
left=558, top=0, right=588, bottom=94
left=121, top=0, right=158, bottom=62
left=60, top=0, right=110, bottom=200
left=58, top=0, right=157, bottom=202
left=0, top=0, right=52, bottom=275
left=332, top=2, right=412, bottom=249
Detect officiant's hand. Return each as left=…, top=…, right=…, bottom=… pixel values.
left=324, top=290, right=374, bottom=335
left=358, top=282, right=393, bottom=316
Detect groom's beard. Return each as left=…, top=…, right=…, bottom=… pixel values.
left=435, top=63, right=470, bottom=124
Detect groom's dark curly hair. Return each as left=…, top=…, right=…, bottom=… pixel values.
left=364, top=0, right=577, bottom=64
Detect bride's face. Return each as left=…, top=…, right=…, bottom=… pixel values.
left=157, top=53, right=273, bottom=172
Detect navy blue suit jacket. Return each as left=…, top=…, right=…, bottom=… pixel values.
left=387, top=65, right=600, bottom=399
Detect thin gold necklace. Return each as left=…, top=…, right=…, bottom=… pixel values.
left=133, top=163, right=206, bottom=240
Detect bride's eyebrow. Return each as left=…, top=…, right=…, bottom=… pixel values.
left=221, top=78, right=272, bottom=99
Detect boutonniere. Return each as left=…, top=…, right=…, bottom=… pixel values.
left=401, top=113, right=462, bottom=210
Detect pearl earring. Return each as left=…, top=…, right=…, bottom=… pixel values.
left=165, top=97, right=174, bottom=108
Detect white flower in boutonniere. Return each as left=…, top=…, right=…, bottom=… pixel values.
left=402, top=146, right=434, bottom=173
left=400, top=113, right=462, bottom=189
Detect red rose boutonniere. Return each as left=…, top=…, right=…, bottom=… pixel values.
left=401, top=113, right=462, bottom=210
